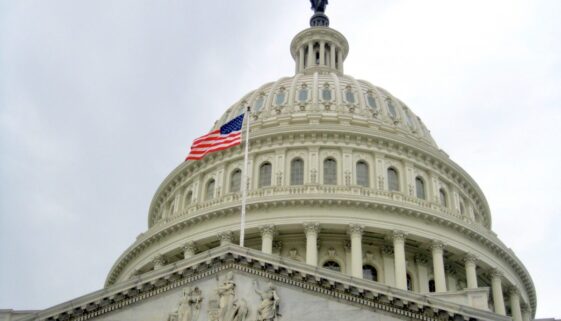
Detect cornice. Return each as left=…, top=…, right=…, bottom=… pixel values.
left=33, top=246, right=510, bottom=321
left=108, top=191, right=535, bottom=315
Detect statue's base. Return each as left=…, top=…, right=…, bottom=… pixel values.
left=310, top=12, right=329, bottom=27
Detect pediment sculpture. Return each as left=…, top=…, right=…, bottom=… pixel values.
left=168, top=286, right=203, bottom=321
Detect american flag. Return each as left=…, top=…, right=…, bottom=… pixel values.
left=186, top=114, right=245, bottom=161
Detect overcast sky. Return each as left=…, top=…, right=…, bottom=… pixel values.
left=1, top=0, right=560, bottom=318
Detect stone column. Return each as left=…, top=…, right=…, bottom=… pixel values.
left=415, top=254, right=430, bottom=293
left=153, top=254, right=165, bottom=270
left=381, top=245, right=395, bottom=286
left=337, top=49, right=343, bottom=73
left=259, top=225, right=276, bottom=255
left=298, top=47, right=305, bottom=72
left=463, top=253, right=478, bottom=289
left=521, top=306, right=531, bottom=321
left=307, top=42, right=314, bottom=68
left=183, top=241, right=197, bottom=260
left=431, top=241, right=447, bottom=292
left=304, top=223, right=320, bottom=266
left=392, top=231, right=407, bottom=290
left=348, top=224, right=364, bottom=278
left=490, top=269, right=506, bottom=315
left=319, top=41, right=325, bottom=66
left=330, top=44, right=336, bottom=69
left=217, top=231, right=234, bottom=246
left=509, top=288, right=523, bottom=321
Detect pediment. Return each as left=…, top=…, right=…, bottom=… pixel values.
left=21, top=245, right=507, bottom=321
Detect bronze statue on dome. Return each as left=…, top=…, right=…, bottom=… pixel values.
left=310, top=0, right=328, bottom=13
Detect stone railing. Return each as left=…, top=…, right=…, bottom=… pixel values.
left=161, top=184, right=485, bottom=232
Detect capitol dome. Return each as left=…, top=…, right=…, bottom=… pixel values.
left=98, top=7, right=533, bottom=321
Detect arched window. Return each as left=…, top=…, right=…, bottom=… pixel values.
left=206, top=179, right=215, bottom=201
left=362, top=265, right=378, bottom=281
left=415, top=176, right=426, bottom=199
left=345, top=88, right=355, bottom=104
left=322, top=85, right=332, bottom=101
left=386, top=99, right=398, bottom=119
left=323, top=261, right=341, bottom=272
left=356, top=161, right=369, bottom=187
left=254, top=95, right=265, bottom=112
left=290, top=158, right=304, bottom=185
left=406, top=273, right=413, bottom=291
left=366, top=93, right=378, bottom=111
left=230, top=169, right=242, bottom=193
left=275, top=90, right=286, bottom=106
left=259, top=162, right=272, bottom=187
left=323, top=158, right=337, bottom=185
left=387, top=167, right=399, bottom=191
left=428, top=279, right=436, bottom=293
left=184, top=191, right=193, bottom=207
left=439, top=188, right=447, bottom=207
left=298, top=86, right=309, bottom=102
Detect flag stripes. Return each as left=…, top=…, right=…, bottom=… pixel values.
left=185, top=114, right=244, bottom=161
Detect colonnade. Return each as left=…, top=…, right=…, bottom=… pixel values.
left=147, top=224, right=529, bottom=321
left=296, top=40, right=344, bottom=73
left=243, top=223, right=526, bottom=321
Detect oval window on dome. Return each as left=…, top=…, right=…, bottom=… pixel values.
left=275, top=90, right=286, bottom=106
left=254, top=95, right=265, bottom=112
left=386, top=99, right=398, bottom=119
left=345, top=88, right=355, bottom=104
left=404, top=108, right=415, bottom=127
left=366, top=93, right=378, bottom=110
left=298, top=87, right=309, bottom=102
left=322, top=86, right=332, bottom=101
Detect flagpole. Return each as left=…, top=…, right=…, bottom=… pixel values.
left=239, top=106, right=251, bottom=247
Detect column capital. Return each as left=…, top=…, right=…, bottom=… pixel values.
left=490, top=267, right=503, bottom=279
left=392, top=230, right=407, bottom=242
left=414, top=253, right=430, bottom=265
left=303, top=222, right=320, bottom=236
left=348, top=224, right=364, bottom=237
left=182, top=241, right=197, bottom=253
left=217, top=231, right=234, bottom=245
left=430, top=240, right=445, bottom=251
left=259, top=224, right=277, bottom=238
left=463, top=253, right=478, bottom=264
left=152, top=254, right=166, bottom=269
left=507, top=286, right=520, bottom=296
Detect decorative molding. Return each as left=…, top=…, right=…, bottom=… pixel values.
left=259, top=225, right=277, bottom=238
left=463, top=253, right=478, bottom=265
left=303, top=222, right=320, bottom=236
left=348, top=224, right=364, bottom=237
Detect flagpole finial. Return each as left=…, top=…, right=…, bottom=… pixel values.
left=310, top=0, right=329, bottom=27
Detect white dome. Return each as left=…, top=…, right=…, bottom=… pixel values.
left=214, top=73, right=438, bottom=148
left=105, top=23, right=535, bottom=319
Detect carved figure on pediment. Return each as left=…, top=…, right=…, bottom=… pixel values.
left=168, top=287, right=203, bottom=321
left=215, top=272, right=249, bottom=321
left=253, top=280, right=280, bottom=321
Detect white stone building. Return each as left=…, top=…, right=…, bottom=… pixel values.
left=1, top=3, right=537, bottom=321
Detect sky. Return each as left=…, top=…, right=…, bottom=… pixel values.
left=0, top=0, right=560, bottom=318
